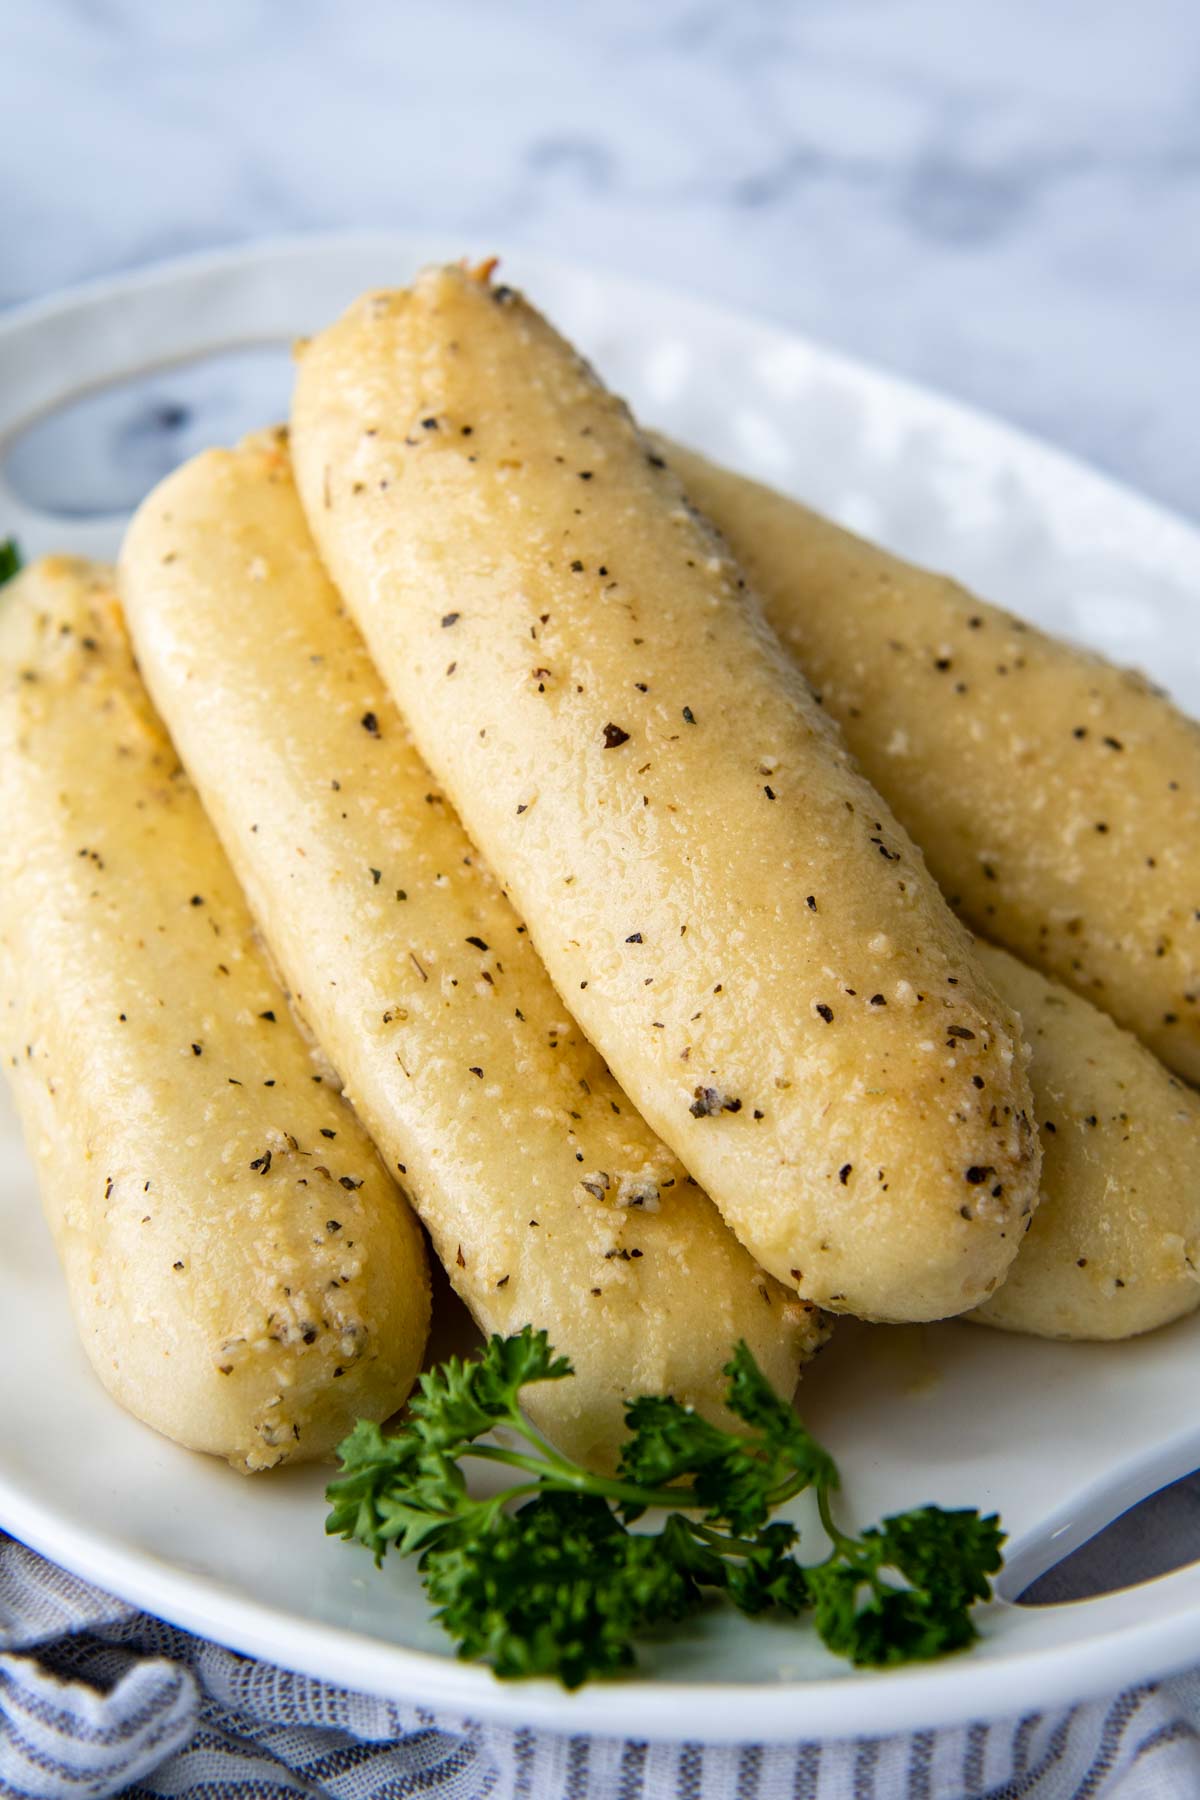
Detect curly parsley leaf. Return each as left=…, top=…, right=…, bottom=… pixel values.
left=617, top=1345, right=838, bottom=1536
left=327, top=1333, right=1004, bottom=1686
left=0, top=539, right=21, bottom=587
left=407, top=1325, right=572, bottom=1454
left=873, top=1505, right=1005, bottom=1612
left=724, top=1341, right=840, bottom=1490
left=424, top=1492, right=696, bottom=1688
left=617, top=1393, right=733, bottom=1489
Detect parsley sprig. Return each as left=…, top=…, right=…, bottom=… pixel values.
left=0, top=539, right=21, bottom=587
left=326, top=1330, right=1003, bottom=1687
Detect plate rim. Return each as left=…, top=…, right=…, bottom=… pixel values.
left=3, top=229, right=1200, bottom=1740
left=6, top=1452, right=1200, bottom=1744
left=2, top=227, right=1197, bottom=563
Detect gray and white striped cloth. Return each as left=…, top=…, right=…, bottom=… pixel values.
left=3, top=1475, right=1200, bottom=1800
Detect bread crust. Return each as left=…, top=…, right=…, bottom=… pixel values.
left=0, top=558, right=429, bottom=1470
left=120, top=439, right=827, bottom=1467
left=289, top=265, right=1041, bottom=1323
left=664, top=439, right=1200, bottom=1085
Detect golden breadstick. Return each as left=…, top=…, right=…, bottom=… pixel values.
left=0, top=558, right=429, bottom=1470
left=290, top=265, right=1041, bottom=1323
left=663, top=439, right=1200, bottom=1084
left=972, top=941, right=1200, bottom=1340
left=120, top=436, right=827, bottom=1467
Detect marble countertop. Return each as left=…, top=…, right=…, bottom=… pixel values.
left=2, top=0, right=1197, bottom=519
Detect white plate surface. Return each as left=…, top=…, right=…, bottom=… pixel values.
left=1, top=234, right=1199, bottom=1742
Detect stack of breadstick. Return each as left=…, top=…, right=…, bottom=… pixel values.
left=3, top=263, right=1196, bottom=1474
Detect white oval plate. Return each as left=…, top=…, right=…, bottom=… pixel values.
left=2, top=235, right=1199, bottom=1743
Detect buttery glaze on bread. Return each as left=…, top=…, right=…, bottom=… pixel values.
left=290, top=264, right=1041, bottom=1323
left=662, top=441, right=1200, bottom=1085
left=654, top=449, right=1200, bottom=1340
left=119, top=436, right=827, bottom=1468
left=971, top=941, right=1200, bottom=1340
left=0, top=558, right=429, bottom=1470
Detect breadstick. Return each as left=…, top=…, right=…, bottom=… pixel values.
left=663, top=439, right=1200, bottom=1084
left=972, top=941, right=1200, bottom=1340
left=120, top=437, right=827, bottom=1467
left=0, top=558, right=429, bottom=1470
left=290, top=265, right=1041, bottom=1322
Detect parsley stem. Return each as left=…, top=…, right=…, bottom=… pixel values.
left=463, top=1440, right=692, bottom=1514
left=501, top=1408, right=588, bottom=1476
left=687, top=1518, right=778, bottom=1559
left=462, top=1443, right=565, bottom=1481
left=764, top=1472, right=809, bottom=1510
left=816, top=1482, right=857, bottom=1558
